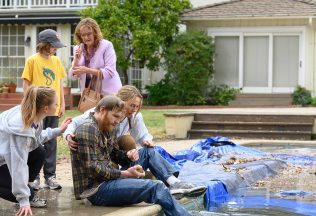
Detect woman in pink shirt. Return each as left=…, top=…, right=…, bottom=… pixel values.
left=69, top=18, right=122, bottom=96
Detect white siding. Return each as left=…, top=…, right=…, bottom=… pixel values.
left=190, top=0, right=229, bottom=8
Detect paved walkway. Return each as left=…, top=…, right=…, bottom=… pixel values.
left=1, top=139, right=315, bottom=216
left=2, top=107, right=316, bottom=215
left=161, top=106, right=316, bottom=115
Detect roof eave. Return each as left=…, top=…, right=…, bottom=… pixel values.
left=181, top=15, right=316, bottom=21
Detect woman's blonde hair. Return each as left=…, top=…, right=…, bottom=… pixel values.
left=74, top=18, right=103, bottom=47
left=21, top=86, right=56, bottom=128
left=116, top=85, right=143, bottom=115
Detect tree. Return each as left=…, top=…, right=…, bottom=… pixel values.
left=81, top=0, right=191, bottom=84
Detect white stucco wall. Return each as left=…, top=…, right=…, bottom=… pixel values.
left=57, top=24, right=72, bottom=70
left=184, top=18, right=316, bottom=95
left=190, top=0, right=229, bottom=8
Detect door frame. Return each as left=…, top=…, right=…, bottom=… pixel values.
left=208, top=26, right=305, bottom=93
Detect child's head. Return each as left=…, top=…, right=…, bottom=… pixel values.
left=21, top=86, right=57, bottom=128
left=37, top=29, right=65, bottom=55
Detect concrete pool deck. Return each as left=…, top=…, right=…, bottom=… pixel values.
left=1, top=138, right=315, bottom=216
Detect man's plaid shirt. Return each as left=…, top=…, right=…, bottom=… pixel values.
left=70, top=114, right=131, bottom=199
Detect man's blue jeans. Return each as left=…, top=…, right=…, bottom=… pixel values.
left=88, top=147, right=191, bottom=216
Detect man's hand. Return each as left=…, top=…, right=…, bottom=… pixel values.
left=66, top=134, right=78, bottom=151
left=16, top=206, right=32, bottom=216
left=121, top=165, right=145, bottom=179
left=127, top=149, right=139, bottom=161
left=143, top=140, right=154, bottom=147
left=59, top=117, right=72, bottom=133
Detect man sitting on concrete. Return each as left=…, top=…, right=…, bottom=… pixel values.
left=71, top=95, right=205, bottom=216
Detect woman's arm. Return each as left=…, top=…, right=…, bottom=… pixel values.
left=68, top=45, right=82, bottom=80
left=39, top=118, right=71, bottom=144
left=130, top=113, right=154, bottom=146
left=63, top=108, right=93, bottom=140
left=99, top=41, right=117, bottom=79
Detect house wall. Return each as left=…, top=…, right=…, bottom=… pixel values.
left=24, top=23, right=72, bottom=63
left=185, top=18, right=316, bottom=95
left=190, top=0, right=229, bottom=8
left=304, top=19, right=315, bottom=95
left=15, top=23, right=72, bottom=91
left=58, top=23, right=72, bottom=70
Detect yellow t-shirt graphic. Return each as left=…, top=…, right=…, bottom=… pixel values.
left=43, top=67, right=56, bottom=86
left=22, top=53, right=66, bottom=116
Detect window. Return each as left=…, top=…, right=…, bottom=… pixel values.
left=129, top=60, right=143, bottom=90
left=214, top=36, right=239, bottom=87
left=212, top=29, right=301, bottom=93
left=0, top=25, right=25, bottom=87
left=243, top=36, right=269, bottom=87
left=273, top=36, right=299, bottom=87
left=118, top=37, right=143, bottom=89
left=69, top=24, right=79, bottom=88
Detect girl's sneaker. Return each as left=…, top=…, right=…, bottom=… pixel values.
left=30, top=195, right=47, bottom=208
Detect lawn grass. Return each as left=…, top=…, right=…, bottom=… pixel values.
left=57, top=109, right=188, bottom=160
left=58, top=110, right=81, bottom=159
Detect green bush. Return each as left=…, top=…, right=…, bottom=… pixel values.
left=145, top=77, right=175, bottom=105
left=206, top=84, right=240, bottom=105
left=292, top=86, right=312, bottom=105
left=310, top=97, right=316, bottom=106
left=146, top=31, right=214, bottom=105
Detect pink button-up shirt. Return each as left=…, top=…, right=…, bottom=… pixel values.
left=69, top=39, right=122, bottom=96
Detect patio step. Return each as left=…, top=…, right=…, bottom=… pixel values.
left=191, top=121, right=313, bottom=132
left=188, top=129, right=311, bottom=140
left=187, top=113, right=315, bottom=140
left=194, top=114, right=314, bottom=123
left=0, top=93, right=22, bottom=110
left=230, top=93, right=292, bottom=107
left=0, top=92, right=80, bottom=111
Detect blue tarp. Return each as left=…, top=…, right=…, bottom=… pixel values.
left=155, top=136, right=268, bottom=171
left=155, top=136, right=316, bottom=213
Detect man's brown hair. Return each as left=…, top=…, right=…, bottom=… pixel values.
left=95, top=95, right=125, bottom=113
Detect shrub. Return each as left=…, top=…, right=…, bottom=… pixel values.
left=292, top=86, right=312, bottom=105
left=145, top=77, right=175, bottom=105
left=206, top=84, right=240, bottom=105
left=146, top=31, right=214, bottom=105
left=310, top=97, right=316, bottom=106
